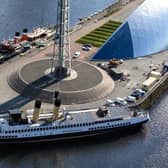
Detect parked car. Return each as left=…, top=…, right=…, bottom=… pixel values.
left=82, top=46, right=90, bottom=51
left=131, top=89, right=146, bottom=99
left=125, top=96, right=136, bottom=103
left=73, top=51, right=80, bottom=58
left=13, top=44, right=22, bottom=52
left=20, top=41, right=31, bottom=52
left=115, top=97, right=127, bottom=106
left=36, top=41, right=46, bottom=48
left=82, top=44, right=92, bottom=51
left=84, top=44, right=92, bottom=49
left=97, top=63, right=109, bottom=70
left=105, top=99, right=115, bottom=107
left=135, top=89, right=146, bottom=96
left=131, top=92, right=141, bottom=99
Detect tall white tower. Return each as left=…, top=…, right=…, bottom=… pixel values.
left=52, top=0, right=71, bottom=77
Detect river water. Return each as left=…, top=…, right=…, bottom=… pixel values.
left=0, top=95, right=168, bottom=168
left=0, top=0, right=168, bottom=167
left=0, top=0, right=115, bottom=41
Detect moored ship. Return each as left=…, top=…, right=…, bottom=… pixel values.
left=0, top=26, right=56, bottom=63
left=0, top=92, right=149, bottom=145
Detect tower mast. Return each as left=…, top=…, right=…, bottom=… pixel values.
left=52, top=0, right=71, bottom=77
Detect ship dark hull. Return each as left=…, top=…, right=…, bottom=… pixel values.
left=0, top=119, right=148, bottom=145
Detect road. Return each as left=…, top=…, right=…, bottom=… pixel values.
left=0, top=0, right=149, bottom=111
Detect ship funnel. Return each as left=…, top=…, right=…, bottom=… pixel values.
left=54, top=90, right=59, bottom=99
left=14, top=32, right=21, bottom=43
left=53, top=98, right=61, bottom=120
left=23, top=28, right=28, bottom=33
left=32, top=100, right=42, bottom=122
left=15, top=32, right=20, bottom=37
left=22, top=28, right=28, bottom=41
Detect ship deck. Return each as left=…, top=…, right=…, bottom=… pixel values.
left=26, top=106, right=133, bottom=126
left=0, top=106, right=134, bottom=127
left=64, top=106, right=132, bottom=124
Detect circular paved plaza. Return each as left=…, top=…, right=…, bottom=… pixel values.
left=8, top=59, right=114, bottom=105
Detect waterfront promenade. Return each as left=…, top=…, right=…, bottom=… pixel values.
left=0, top=0, right=157, bottom=111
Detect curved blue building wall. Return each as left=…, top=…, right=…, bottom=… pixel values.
left=92, top=0, right=168, bottom=60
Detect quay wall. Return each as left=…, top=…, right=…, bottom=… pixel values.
left=73, top=0, right=132, bottom=30
left=133, top=73, right=168, bottom=109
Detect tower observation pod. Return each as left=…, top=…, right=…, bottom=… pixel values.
left=51, top=0, right=71, bottom=78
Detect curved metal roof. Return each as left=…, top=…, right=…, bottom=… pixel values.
left=92, top=0, right=168, bottom=60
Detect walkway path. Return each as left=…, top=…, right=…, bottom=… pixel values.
left=0, top=0, right=145, bottom=111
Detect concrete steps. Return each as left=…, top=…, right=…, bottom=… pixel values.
left=8, top=70, right=114, bottom=105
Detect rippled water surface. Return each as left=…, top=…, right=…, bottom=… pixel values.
left=1, top=95, right=167, bottom=168
left=0, top=0, right=114, bottom=40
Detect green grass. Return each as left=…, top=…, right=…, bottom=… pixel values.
left=105, top=22, right=120, bottom=27
left=87, top=32, right=110, bottom=40
left=102, top=21, right=121, bottom=27
left=95, top=27, right=115, bottom=34
left=93, top=30, right=112, bottom=36
left=108, top=20, right=122, bottom=25
left=100, top=25, right=118, bottom=30
left=82, top=36, right=106, bottom=43
left=88, top=35, right=109, bottom=40
left=78, top=39, right=103, bottom=48
left=76, top=20, right=122, bottom=47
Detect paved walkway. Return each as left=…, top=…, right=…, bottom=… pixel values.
left=0, top=0, right=146, bottom=111
left=70, top=0, right=144, bottom=59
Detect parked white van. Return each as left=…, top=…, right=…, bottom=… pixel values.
left=125, top=96, right=136, bottom=103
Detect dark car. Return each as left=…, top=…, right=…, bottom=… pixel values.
left=131, top=92, right=141, bottom=99
left=131, top=89, right=145, bottom=99
left=82, top=44, right=92, bottom=51
left=82, top=46, right=90, bottom=51
left=83, top=44, right=92, bottom=48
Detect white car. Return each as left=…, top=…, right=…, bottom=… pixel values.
left=105, top=99, right=115, bottom=107
left=135, top=89, right=146, bottom=95
left=125, top=96, right=136, bottom=103
left=73, top=51, right=80, bottom=58
left=115, top=97, right=127, bottom=106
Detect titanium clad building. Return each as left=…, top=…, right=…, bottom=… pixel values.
left=92, top=0, right=168, bottom=60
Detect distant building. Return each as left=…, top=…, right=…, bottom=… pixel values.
left=92, top=0, right=168, bottom=60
